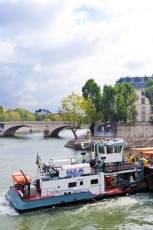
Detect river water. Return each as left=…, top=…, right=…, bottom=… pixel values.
left=0, top=129, right=153, bottom=230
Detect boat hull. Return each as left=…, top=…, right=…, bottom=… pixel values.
left=5, top=187, right=95, bottom=212
left=5, top=183, right=148, bottom=213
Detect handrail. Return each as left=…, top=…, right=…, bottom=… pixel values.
left=104, top=164, right=141, bottom=173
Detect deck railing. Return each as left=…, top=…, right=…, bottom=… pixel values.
left=104, top=164, right=141, bottom=173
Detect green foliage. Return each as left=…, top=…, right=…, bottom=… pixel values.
left=14, top=108, right=36, bottom=121
left=82, top=79, right=103, bottom=134
left=102, top=83, right=138, bottom=124
left=52, top=113, right=63, bottom=121
left=0, top=106, right=60, bottom=122
left=61, top=92, right=96, bottom=139
left=5, top=110, right=21, bottom=121
left=145, top=79, right=153, bottom=107
left=146, top=78, right=153, bottom=87
left=35, top=113, right=53, bottom=121
left=82, top=79, right=102, bottom=112
left=0, top=105, right=62, bottom=122
left=102, top=85, right=116, bottom=121
left=0, top=106, right=4, bottom=121
left=115, top=83, right=138, bottom=124
left=0, top=106, right=4, bottom=114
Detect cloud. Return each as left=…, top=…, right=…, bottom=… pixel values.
left=0, top=0, right=153, bottom=112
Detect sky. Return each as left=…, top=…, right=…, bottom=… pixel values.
left=1, top=0, right=153, bottom=113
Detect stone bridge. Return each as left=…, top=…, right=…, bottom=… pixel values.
left=0, top=121, right=69, bottom=137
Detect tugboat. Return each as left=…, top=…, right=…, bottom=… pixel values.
left=6, top=138, right=148, bottom=213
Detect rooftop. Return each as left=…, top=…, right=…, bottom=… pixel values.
left=116, top=76, right=153, bottom=89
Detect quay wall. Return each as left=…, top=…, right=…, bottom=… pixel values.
left=117, top=122, right=153, bottom=139
left=66, top=122, right=153, bottom=149
left=117, top=123, right=153, bottom=148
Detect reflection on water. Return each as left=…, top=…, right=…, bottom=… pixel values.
left=0, top=129, right=153, bottom=230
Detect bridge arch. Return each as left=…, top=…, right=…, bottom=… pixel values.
left=3, top=125, right=31, bottom=136
left=44, top=125, right=69, bottom=137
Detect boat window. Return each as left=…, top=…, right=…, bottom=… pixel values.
left=68, top=182, right=77, bottom=188
left=91, top=179, right=98, bottom=184
left=80, top=181, right=83, bottom=185
left=99, top=146, right=105, bottom=154
left=114, top=146, right=122, bottom=153
left=106, top=147, right=113, bottom=154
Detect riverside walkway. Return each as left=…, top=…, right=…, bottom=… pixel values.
left=0, top=121, right=69, bottom=137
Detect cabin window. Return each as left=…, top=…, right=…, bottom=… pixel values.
left=114, top=146, right=122, bottom=153
left=80, top=181, right=83, bottom=185
left=91, top=179, right=98, bottom=184
left=99, top=146, right=105, bottom=153
left=106, top=147, right=113, bottom=154
left=68, top=182, right=77, bottom=188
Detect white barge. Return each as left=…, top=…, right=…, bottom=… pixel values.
left=5, top=138, right=148, bottom=212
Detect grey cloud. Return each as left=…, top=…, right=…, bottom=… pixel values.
left=0, top=1, right=59, bottom=34
left=18, top=38, right=97, bottom=65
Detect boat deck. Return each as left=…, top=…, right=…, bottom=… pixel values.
left=13, top=185, right=131, bottom=202
left=13, top=187, right=55, bottom=201
left=105, top=186, right=130, bottom=195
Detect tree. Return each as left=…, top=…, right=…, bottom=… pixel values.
left=102, top=83, right=138, bottom=124
left=145, top=78, right=153, bottom=107
left=0, top=105, right=3, bottom=114
left=0, top=106, right=4, bottom=121
left=14, top=108, right=36, bottom=121
left=101, top=85, right=116, bottom=122
left=61, top=92, right=97, bottom=139
left=82, top=79, right=103, bottom=134
left=82, top=79, right=102, bottom=112
left=5, top=110, right=21, bottom=121
left=114, top=83, right=138, bottom=124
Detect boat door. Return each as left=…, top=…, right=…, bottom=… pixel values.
left=77, top=178, right=85, bottom=192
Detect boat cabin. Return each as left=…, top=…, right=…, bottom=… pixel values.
left=91, top=139, right=126, bottom=164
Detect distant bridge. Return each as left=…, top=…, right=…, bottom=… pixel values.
left=0, top=121, right=69, bottom=137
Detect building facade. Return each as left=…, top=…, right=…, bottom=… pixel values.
left=116, top=76, right=153, bottom=122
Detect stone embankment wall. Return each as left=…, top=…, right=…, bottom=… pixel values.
left=117, top=122, right=153, bottom=139
left=117, top=122, right=153, bottom=148
left=66, top=123, right=153, bottom=149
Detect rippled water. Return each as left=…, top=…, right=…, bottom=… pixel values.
left=0, top=130, right=153, bottom=230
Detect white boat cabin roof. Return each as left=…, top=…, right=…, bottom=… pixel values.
left=92, top=139, right=127, bottom=147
